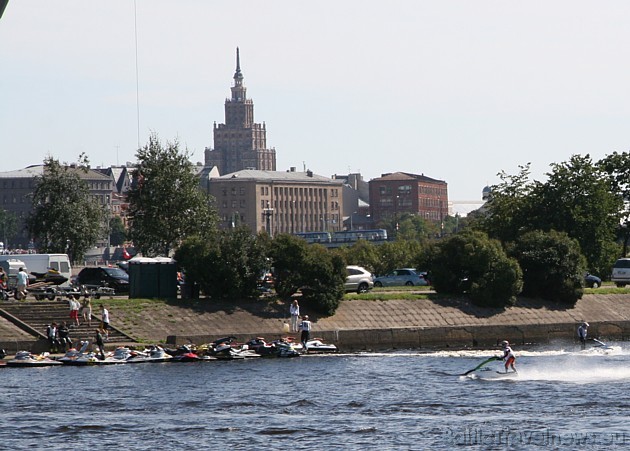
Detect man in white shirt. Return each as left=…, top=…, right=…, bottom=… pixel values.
left=299, top=315, right=312, bottom=351
left=16, top=267, right=29, bottom=300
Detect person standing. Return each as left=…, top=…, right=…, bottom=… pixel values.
left=57, top=321, right=71, bottom=352
left=100, top=304, right=110, bottom=340
left=290, top=300, right=300, bottom=332
left=95, top=329, right=106, bottom=360
left=46, top=322, right=59, bottom=353
left=299, top=315, right=312, bottom=351
left=578, top=322, right=589, bottom=349
left=0, top=267, right=8, bottom=300
left=81, top=296, right=92, bottom=327
left=69, top=298, right=80, bottom=327
left=16, top=267, right=29, bottom=300
left=499, top=340, right=517, bottom=373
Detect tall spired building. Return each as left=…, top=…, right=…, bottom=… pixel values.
left=204, top=48, right=277, bottom=175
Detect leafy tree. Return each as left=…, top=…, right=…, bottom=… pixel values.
left=109, top=216, right=127, bottom=247
left=470, top=163, right=534, bottom=243
left=127, top=133, right=218, bottom=257
left=0, top=209, right=18, bottom=249
left=373, top=240, right=424, bottom=276
left=475, top=157, right=622, bottom=276
left=422, top=230, right=522, bottom=307
left=508, top=230, right=585, bottom=305
left=528, top=155, right=621, bottom=276
left=299, top=245, right=346, bottom=316
left=333, top=240, right=381, bottom=274
left=175, top=228, right=268, bottom=300
left=269, top=233, right=310, bottom=300
left=27, top=157, right=103, bottom=263
left=598, top=151, right=630, bottom=257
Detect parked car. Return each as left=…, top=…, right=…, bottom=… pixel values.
left=344, top=265, right=374, bottom=293
left=373, top=268, right=429, bottom=287
left=611, top=258, right=630, bottom=287
left=584, top=273, right=602, bottom=288
left=77, top=266, right=130, bottom=293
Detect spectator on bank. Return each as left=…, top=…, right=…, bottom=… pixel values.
left=81, top=296, right=92, bottom=327
left=299, top=315, right=312, bottom=351
left=16, top=267, right=29, bottom=300
left=68, top=297, right=80, bottom=327
left=95, top=329, right=106, bottom=360
left=100, top=304, right=110, bottom=340
left=57, top=321, right=71, bottom=352
left=290, top=299, right=300, bottom=332
left=46, top=322, right=59, bottom=353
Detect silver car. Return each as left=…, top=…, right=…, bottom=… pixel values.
left=373, top=268, right=428, bottom=287
left=345, top=265, right=374, bottom=293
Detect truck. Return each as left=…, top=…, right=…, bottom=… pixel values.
left=0, top=253, right=72, bottom=287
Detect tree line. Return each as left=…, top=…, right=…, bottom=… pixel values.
left=11, top=133, right=630, bottom=313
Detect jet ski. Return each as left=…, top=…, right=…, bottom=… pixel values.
left=302, top=338, right=338, bottom=354
left=201, top=337, right=260, bottom=360
left=166, top=344, right=216, bottom=362
left=6, top=351, right=62, bottom=367
left=127, top=345, right=173, bottom=363
left=245, top=337, right=300, bottom=358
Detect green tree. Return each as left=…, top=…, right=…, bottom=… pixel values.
left=0, top=209, right=18, bottom=249
left=470, top=163, right=534, bottom=243
left=269, top=233, right=310, bottom=300
left=27, top=157, right=103, bottom=262
left=333, top=240, right=381, bottom=274
left=299, top=245, right=346, bottom=316
left=374, top=240, right=424, bottom=276
left=508, top=230, right=585, bottom=305
left=598, top=151, right=630, bottom=257
left=127, top=133, right=218, bottom=257
left=109, top=216, right=127, bottom=247
left=422, top=230, right=522, bottom=307
left=528, top=155, right=621, bottom=275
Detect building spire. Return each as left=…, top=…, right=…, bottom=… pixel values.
left=234, top=47, right=243, bottom=82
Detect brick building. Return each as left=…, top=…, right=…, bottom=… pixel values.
left=368, top=172, right=448, bottom=224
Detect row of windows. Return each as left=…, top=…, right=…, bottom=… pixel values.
left=2, top=180, right=34, bottom=189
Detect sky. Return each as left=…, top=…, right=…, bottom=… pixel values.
left=2, top=1, right=630, bottom=202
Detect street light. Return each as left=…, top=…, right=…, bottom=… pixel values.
left=263, top=201, right=274, bottom=237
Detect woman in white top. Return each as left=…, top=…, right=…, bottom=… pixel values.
left=289, top=300, right=300, bottom=332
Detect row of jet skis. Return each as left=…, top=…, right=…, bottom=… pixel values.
left=1, top=336, right=337, bottom=367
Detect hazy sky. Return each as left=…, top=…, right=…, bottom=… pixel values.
left=2, top=1, right=629, bottom=201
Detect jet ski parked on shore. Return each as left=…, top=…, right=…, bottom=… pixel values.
left=6, top=351, right=62, bottom=367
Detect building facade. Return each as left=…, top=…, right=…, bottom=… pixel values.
left=204, top=48, right=276, bottom=175
left=208, top=169, right=343, bottom=236
left=368, top=172, right=448, bottom=224
left=0, top=165, right=113, bottom=249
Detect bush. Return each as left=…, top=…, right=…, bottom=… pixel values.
left=424, top=230, right=522, bottom=307
left=508, top=230, right=585, bottom=305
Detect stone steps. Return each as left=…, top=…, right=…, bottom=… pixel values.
left=0, top=301, right=134, bottom=344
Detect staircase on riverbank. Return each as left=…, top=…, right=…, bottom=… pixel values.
left=0, top=301, right=135, bottom=347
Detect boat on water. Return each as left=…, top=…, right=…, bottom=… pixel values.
left=59, top=344, right=133, bottom=365
left=6, top=351, right=62, bottom=367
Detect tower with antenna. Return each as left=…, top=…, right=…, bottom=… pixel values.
left=204, top=48, right=277, bottom=175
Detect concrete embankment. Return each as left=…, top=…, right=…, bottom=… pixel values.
left=1, top=293, right=629, bottom=353
left=164, top=293, right=630, bottom=350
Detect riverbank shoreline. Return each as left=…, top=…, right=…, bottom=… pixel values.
left=1, top=293, right=629, bottom=353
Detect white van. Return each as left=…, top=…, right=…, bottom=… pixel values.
left=0, top=254, right=72, bottom=287
left=611, top=258, right=630, bottom=287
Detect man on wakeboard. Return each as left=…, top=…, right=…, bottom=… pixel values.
left=577, top=322, right=589, bottom=350
left=499, top=340, right=516, bottom=373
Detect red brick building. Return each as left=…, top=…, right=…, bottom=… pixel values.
left=368, top=172, right=448, bottom=224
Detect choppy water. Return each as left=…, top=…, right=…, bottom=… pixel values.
left=3, top=343, right=630, bottom=450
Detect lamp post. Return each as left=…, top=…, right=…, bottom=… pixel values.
left=263, top=201, right=274, bottom=237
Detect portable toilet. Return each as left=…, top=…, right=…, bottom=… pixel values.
left=128, top=257, right=178, bottom=299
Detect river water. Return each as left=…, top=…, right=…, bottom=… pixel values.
left=3, top=342, right=630, bottom=450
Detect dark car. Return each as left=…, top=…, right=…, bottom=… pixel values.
left=584, top=273, right=601, bottom=288
left=77, top=266, right=130, bottom=293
